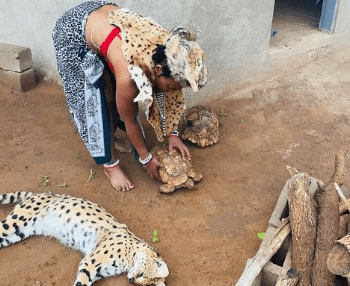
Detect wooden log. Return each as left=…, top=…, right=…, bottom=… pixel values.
left=235, top=219, right=290, bottom=286
left=336, top=183, right=350, bottom=212
left=327, top=235, right=350, bottom=279
left=340, top=201, right=350, bottom=216
left=312, top=150, right=345, bottom=286
left=327, top=150, right=345, bottom=186
left=336, top=184, right=350, bottom=239
left=339, top=214, right=350, bottom=239
left=275, top=268, right=300, bottom=286
left=339, top=189, right=350, bottom=216
left=287, top=170, right=318, bottom=286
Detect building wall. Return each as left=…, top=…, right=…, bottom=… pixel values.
left=0, top=0, right=349, bottom=105
left=336, top=0, right=350, bottom=34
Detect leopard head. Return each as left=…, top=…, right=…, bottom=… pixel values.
left=127, top=249, right=169, bottom=286
left=164, top=27, right=208, bottom=92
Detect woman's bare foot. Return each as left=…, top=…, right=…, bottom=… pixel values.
left=103, top=163, right=134, bottom=191
left=114, top=136, right=133, bottom=153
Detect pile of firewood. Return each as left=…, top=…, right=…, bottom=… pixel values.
left=236, top=150, right=350, bottom=286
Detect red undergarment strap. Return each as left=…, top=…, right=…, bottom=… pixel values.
left=100, top=27, right=122, bottom=72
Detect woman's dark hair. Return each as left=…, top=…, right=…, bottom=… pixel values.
left=152, top=45, right=172, bottom=77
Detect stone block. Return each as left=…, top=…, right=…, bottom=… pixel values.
left=261, top=261, right=282, bottom=286
left=0, top=42, right=33, bottom=72
left=0, top=68, right=36, bottom=92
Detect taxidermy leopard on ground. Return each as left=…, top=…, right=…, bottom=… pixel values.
left=0, top=192, right=168, bottom=286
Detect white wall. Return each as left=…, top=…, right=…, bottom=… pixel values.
left=0, top=0, right=85, bottom=82
left=336, top=0, right=350, bottom=34
left=1, top=0, right=221, bottom=83
left=0, top=0, right=275, bottom=101
left=1, top=0, right=349, bottom=104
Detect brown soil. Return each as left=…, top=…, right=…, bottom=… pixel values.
left=1, top=45, right=350, bottom=286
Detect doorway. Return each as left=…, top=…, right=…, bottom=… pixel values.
left=269, top=0, right=339, bottom=52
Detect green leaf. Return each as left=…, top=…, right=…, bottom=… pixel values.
left=152, top=236, right=159, bottom=243
left=153, top=229, right=158, bottom=237
left=257, top=232, right=265, bottom=240
left=41, top=174, right=49, bottom=187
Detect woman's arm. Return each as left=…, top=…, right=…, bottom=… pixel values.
left=116, top=79, right=149, bottom=159
left=106, top=40, right=147, bottom=157
left=107, top=39, right=163, bottom=178
left=116, top=78, right=164, bottom=179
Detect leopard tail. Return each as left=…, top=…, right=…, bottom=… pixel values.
left=0, top=192, right=34, bottom=204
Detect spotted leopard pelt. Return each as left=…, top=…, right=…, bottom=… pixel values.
left=108, top=8, right=207, bottom=141
left=0, top=192, right=168, bottom=286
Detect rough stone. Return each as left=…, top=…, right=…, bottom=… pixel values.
left=0, top=42, right=33, bottom=72
left=0, top=68, right=36, bottom=92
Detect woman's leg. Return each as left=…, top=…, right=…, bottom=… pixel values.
left=53, top=1, right=134, bottom=192
left=102, top=70, right=134, bottom=191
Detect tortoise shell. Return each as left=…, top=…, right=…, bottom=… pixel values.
left=152, top=143, right=202, bottom=193
left=180, top=105, right=219, bottom=148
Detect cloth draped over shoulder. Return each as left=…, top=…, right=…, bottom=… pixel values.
left=52, top=0, right=117, bottom=162
left=108, top=8, right=208, bottom=141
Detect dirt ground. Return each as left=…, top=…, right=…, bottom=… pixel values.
left=1, top=44, right=350, bottom=286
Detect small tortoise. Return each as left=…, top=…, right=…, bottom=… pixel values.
left=180, top=105, right=219, bottom=148
left=152, top=143, right=202, bottom=193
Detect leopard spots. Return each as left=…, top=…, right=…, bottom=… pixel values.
left=148, top=95, right=164, bottom=141
left=109, top=8, right=189, bottom=141
left=165, top=90, right=185, bottom=136
left=0, top=192, right=168, bottom=286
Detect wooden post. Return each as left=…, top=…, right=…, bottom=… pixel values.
left=327, top=235, right=350, bottom=280
left=312, top=150, right=345, bottom=286
left=287, top=171, right=318, bottom=286
left=336, top=184, right=350, bottom=239
left=235, top=219, right=290, bottom=286
left=339, top=214, right=350, bottom=239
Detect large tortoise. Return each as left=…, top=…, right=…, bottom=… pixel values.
left=151, top=143, right=202, bottom=193
left=180, top=105, right=219, bottom=148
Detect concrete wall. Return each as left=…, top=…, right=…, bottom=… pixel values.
left=0, top=0, right=349, bottom=104
left=336, top=0, right=350, bottom=34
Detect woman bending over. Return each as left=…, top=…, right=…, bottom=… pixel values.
left=52, top=1, right=207, bottom=192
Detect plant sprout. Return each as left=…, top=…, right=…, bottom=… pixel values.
left=72, top=151, right=81, bottom=159
left=152, top=229, right=159, bottom=243
left=58, top=182, right=68, bottom=189
left=87, top=168, right=96, bottom=182
left=41, top=174, right=49, bottom=187
left=218, top=107, right=227, bottom=117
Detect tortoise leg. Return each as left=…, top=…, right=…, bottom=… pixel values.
left=160, top=184, right=176, bottom=193
left=188, top=169, right=203, bottom=182
left=182, top=178, right=194, bottom=189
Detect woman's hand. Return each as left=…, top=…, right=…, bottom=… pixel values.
left=168, top=136, right=191, bottom=160
left=145, top=157, right=164, bottom=180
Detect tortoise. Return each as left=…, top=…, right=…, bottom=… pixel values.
left=180, top=105, right=219, bottom=148
left=151, top=143, right=202, bottom=193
